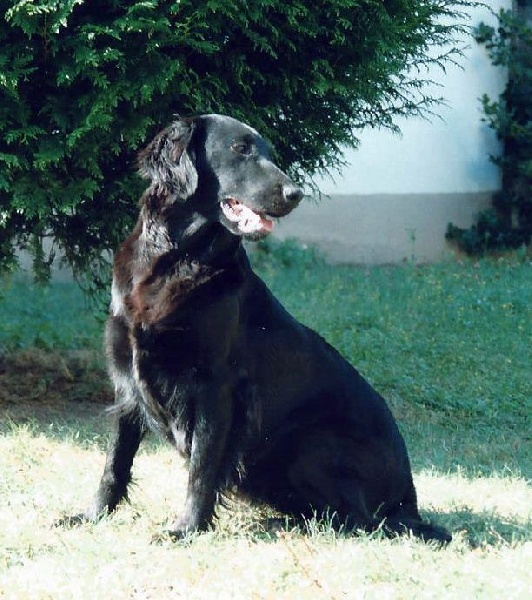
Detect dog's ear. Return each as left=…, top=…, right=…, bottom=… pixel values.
left=137, top=118, right=198, bottom=201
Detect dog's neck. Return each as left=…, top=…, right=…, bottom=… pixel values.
left=139, top=205, right=241, bottom=267
left=140, top=206, right=202, bottom=254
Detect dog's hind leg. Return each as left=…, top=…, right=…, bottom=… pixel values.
left=323, top=478, right=452, bottom=544
left=278, top=466, right=451, bottom=544
left=245, top=428, right=451, bottom=544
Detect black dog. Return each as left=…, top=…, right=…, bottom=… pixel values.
left=72, top=114, right=450, bottom=543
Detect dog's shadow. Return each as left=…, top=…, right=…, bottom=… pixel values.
left=241, top=507, right=529, bottom=549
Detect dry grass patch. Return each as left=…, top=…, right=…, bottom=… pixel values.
left=1, top=425, right=530, bottom=600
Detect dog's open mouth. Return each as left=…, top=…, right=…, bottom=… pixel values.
left=220, top=198, right=275, bottom=235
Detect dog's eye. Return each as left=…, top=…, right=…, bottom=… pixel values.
left=231, top=139, right=253, bottom=156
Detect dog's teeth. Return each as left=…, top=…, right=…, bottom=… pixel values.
left=221, top=201, right=242, bottom=223
left=240, top=211, right=260, bottom=233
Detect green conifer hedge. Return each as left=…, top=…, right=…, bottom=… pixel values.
left=0, top=0, right=474, bottom=289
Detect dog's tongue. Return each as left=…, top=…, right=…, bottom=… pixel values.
left=259, top=216, right=274, bottom=232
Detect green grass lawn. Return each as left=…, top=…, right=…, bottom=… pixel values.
left=0, top=245, right=530, bottom=599
left=0, top=277, right=102, bottom=351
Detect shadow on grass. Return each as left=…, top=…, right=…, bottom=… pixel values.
left=201, top=507, right=530, bottom=550
left=440, top=508, right=531, bottom=549
left=0, top=348, right=113, bottom=447
left=212, top=496, right=530, bottom=550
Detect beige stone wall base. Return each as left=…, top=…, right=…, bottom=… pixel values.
left=273, top=192, right=494, bottom=264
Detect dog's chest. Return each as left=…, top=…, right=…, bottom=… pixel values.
left=129, top=281, right=242, bottom=440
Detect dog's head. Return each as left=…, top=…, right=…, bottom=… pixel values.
left=137, top=114, right=303, bottom=240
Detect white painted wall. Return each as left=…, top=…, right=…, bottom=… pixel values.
left=277, top=2, right=514, bottom=263
left=313, top=1, right=512, bottom=196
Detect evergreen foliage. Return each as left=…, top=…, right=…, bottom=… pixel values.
left=447, top=8, right=532, bottom=254
left=0, top=0, right=474, bottom=288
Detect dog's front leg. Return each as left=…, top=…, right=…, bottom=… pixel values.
left=168, top=385, right=232, bottom=539
left=87, top=409, right=146, bottom=520
left=58, top=407, right=146, bottom=527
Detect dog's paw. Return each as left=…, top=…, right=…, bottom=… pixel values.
left=53, top=513, right=91, bottom=528
left=150, top=527, right=196, bottom=546
left=53, top=506, right=108, bottom=529
left=158, top=515, right=207, bottom=543
left=167, top=522, right=196, bottom=542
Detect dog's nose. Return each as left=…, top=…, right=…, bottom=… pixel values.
left=283, top=185, right=304, bottom=205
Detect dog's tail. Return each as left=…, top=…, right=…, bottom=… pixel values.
left=376, top=480, right=452, bottom=544
left=300, top=512, right=452, bottom=545
left=299, top=508, right=452, bottom=545
left=376, top=517, right=452, bottom=545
